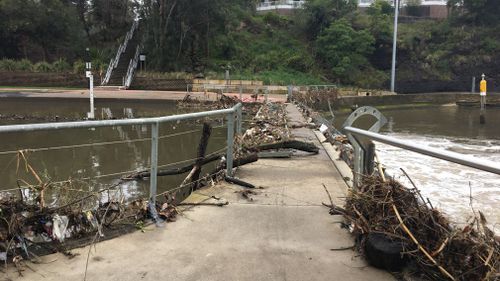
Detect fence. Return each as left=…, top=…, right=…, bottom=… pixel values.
left=345, top=126, right=500, bottom=184
left=0, top=103, right=243, bottom=210
left=344, top=125, right=500, bottom=231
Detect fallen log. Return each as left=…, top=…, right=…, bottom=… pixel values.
left=186, top=123, right=212, bottom=190
left=221, top=153, right=259, bottom=169
left=123, top=153, right=259, bottom=181
left=121, top=153, right=222, bottom=180
left=225, top=176, right=255, bottom=188
left=257, top=140, right=319, bottom=154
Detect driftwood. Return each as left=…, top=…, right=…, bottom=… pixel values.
left=220, top=153, right=259, bottom=169
left=122, top=154, right=221, bottom=180
left=123, top=153, right=259, bottom=181
left=182, top=123, right=212, bottom=190
left=225, top=176, right=255, bottom=188
left=257, top=140, right=319, bottom=154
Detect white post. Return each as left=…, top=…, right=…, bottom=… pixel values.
left=390, top=0, right=400, bottom=93
left=89, top=74, right=95, bottom=119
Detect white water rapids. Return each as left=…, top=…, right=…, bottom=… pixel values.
left=375, top=133, right=500, bottom=233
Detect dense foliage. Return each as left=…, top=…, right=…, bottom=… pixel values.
left=1, top=0, right=500, bottom=89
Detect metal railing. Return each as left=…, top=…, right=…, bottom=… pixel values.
left=256, top=0, right=306, bottom=10
left=0, top=104, right=243, bottom=210
left=344, top=126, right=500, bottom=187
left=358, top=0, right=448, bottom=8
left=124, top=44, right=142, bottom=88
left=102, top=20, right=139, bottom=86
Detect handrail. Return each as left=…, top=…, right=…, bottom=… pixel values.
left=257, top=0, right=306, bottom=9
left=344, top=126, right=500, bottom=175
left=0, top=104, right=241, bottom=133
left=102, top=58, right=114, bottom=85
left=124, top=44, right=142, bottom=88
left=0, top=103, right=243, bottom=215
left=101, top=20, right=139, bottom=85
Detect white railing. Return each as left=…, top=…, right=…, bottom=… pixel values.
left=256, top=0, right=306, bottom=11
left=124, top=44, right=142, bottom=89
left=358, top=0, right=448, bottom=7
left=101, top=20, right=139, bottom=85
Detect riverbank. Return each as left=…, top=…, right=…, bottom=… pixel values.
left=3, top=104, right=393, bottom=281
left=0, top=87, right=287, bottom=103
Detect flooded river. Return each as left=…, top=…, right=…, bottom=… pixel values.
left=0, top=98, right=229, bottom=205
left=333, top=105, right=500, bottom=232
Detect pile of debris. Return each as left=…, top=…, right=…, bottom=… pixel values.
left=331, top=176, right=499, bottom=281
left=237, top=103, right=290, bottom=154
left=293, top=88, right=339, bottom=109
left=177, top=92, right=239, bottom=109
left=0, top=183, right=178, bottom=266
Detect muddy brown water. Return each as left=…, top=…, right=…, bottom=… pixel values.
left=0, top=98, right=229, bottom=205
left=332, top=105, right=500, bottom=231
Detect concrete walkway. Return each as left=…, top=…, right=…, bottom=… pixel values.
left=5, top=104, right=393, bottom=281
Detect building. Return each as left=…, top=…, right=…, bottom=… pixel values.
left=359, top=0, right=448, bottom=19
left=256, top=0, right=306, bottom=15
left=257, top=0, right=448, bottom=19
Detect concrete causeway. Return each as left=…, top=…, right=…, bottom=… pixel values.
left=5, top=104, right=394, bottom=281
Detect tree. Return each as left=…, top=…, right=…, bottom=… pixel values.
left=406, top=0, right=423, bottom=17
left=89, top=0, right=134, bottom=42
left=316, top=19, right=375, bottom=83
left=0, top=0, right=86, bottom=61
left=448, top=0, right=500, bottom=25
left=139, top=0, right=251, bottom=72
left=299, top=0, right=358, bottom=40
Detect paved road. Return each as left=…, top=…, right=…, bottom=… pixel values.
left=4, top=104, right=393, bottom=281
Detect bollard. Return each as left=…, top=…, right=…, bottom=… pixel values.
left=265, top=88, right=269, bottom=103
left=239, top=85, right=243, bottom=101
left=287, top=85, right=292, bottom=102
left=471, top=76, right=476, bottom=94
left=480, top=74, right=487, bottom=124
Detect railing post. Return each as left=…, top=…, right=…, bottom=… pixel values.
left=149, top=121, right=163, bottom=225
left=226, top=112, right=235, bottom=177
left=150, top=122, right=159, bottom=202
left=236, top=105, right=242, bottom=136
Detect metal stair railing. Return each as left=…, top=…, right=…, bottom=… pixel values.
left=124, top=44, right=142, bottom=89
left=101, top=20, right=139, bottom=85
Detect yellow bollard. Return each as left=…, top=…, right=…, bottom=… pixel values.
left=480, top=74, right=487, bottom=124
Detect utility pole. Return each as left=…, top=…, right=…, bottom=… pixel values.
left=390, top=0, right=400, bottom=93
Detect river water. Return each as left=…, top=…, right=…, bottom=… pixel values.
left=0, top=98, right=228, bottom=205
left=333, top=105, right=500, bottom=232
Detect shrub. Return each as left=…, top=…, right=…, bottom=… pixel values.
left=33, top=61, right=54, bottom=72
left=52, top=58, right=71, bottom=72
left=0, top=59, right=17, bottom=71
left=73, top=60, right=86, bottom=74
left=16, top=59, right=34, bottom=71
left=286, top=55, right=313, bottom=72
